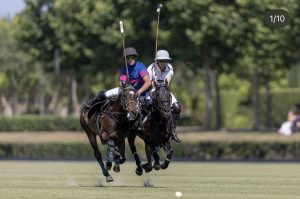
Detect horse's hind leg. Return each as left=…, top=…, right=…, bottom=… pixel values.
left=86, top=132, right=113, bottom=182
left=161, top=138, right=173, bottom=170
left=128, top=133, right=143, bottom=176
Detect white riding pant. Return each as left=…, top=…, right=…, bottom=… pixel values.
left=105, top=87, right=178, bottom=105
left=105, top=87, right=121, bottom=98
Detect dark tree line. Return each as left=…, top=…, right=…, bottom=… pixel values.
left=0, top=0, right=299, bottom=130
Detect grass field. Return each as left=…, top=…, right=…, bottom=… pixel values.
left=1, top=161, right=300, bottom=199
left=1, top=131, right=300, bottom=143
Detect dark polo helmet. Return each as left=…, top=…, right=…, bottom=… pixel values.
left=123, top=47, right=138, bottom=57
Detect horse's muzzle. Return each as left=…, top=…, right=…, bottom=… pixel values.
left=127, top=112, right=138, bottom=121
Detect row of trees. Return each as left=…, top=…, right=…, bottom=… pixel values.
left=0, top=0, right=300, bottom=130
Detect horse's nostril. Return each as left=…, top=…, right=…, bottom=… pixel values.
left=127, top=112, right=136, bottom=121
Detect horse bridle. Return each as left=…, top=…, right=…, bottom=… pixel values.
left=120, top=87, right=141, bottom=115
left=153, top=84, right=172, bottom=117
left=99, top=88, right=140, bottom=123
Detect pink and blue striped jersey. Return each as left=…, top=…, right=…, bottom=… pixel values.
left=119, top=61, right=149, bottom=95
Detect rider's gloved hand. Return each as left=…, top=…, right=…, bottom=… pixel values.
left=135, top=91, right=141, bottom=98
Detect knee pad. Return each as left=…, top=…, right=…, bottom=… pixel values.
left=172, top=102, right=181, bottom=120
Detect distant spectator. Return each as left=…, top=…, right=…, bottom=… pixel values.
left=278, top=111, right=295, bottom=136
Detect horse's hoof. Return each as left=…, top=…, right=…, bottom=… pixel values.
left=119, top=157, right=126, bottom=164
left=135, top=167, right=143, bottom=176
left=153, top=163, right=161, bottom=170
left=145, top=167, right=152, bottom=173
left=106, top=162, right=112, bottom=170
left=161, top=162, right=169, bottom=170
left=113, top=164, right=120, bottom=173
left=142, top=163, right=153, bottom=173
left=106, top=175, right=114, bottom=182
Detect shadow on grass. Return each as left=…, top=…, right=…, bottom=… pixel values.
left=94, top=185, right=165, bottom=188
left=73, top=184, right=165, bottom=188
left=74, top=184, right=166, bottom=188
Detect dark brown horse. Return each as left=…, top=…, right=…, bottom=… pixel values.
left=128, top=80, right=174, bottom=175
left=80, top=86, right=140, bottom=182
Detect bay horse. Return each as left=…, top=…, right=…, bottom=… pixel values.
left=128, top=80, right=174, bottom=175
left=80, top=85, right=140, bottom=182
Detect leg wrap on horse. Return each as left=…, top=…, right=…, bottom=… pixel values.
left=161, top=148, right=173, bottom=170
left=166, top=148, right=174, bottom=160
left=152, top=151, right=161, bottom=170
left=152, top=151, right=160, bottom=162
left=107, top=140, right=114, bottom=162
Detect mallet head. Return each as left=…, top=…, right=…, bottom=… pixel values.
left=156, top=4, right=163, bottom=13
left=119, top=21, right=124, bottom=33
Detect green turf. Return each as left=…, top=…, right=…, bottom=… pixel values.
left=1, top=161, right=300, bottom=199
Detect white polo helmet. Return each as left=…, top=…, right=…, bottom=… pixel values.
left=155, top=50, right=172, bottom=61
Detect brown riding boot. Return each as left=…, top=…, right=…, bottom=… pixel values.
left=90, top=91, right=107, bottom=106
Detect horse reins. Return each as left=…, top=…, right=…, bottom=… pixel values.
left=153, top=85, right=172, bottom=117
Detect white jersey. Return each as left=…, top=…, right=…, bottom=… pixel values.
left=146, top=63, right=177, bottom=104
left=147, top=63, right=173, bottom=82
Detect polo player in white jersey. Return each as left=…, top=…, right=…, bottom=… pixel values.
left=146, top=50, right=181, bottom=143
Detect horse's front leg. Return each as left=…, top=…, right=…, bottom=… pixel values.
left=86, top=132, right=113, bottom=182
left=142, top=143, right=153, bottom=173
left=118, top=140, right=126, bottom=164
left=161, top=138, right=173, bottom=169
left=128, top=132, right=143, bottom=176
left=152, top=148, right=161, bottom=170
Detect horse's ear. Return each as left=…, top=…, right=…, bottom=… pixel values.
left=121, top=81, right=126, bottom=88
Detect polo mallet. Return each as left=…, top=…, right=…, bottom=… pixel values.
left=155, top=3, right=163, bottom=56
left=119, top=21, right=129, bottom=85
left=153, top=3, right=163, bottom=82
